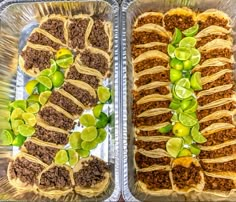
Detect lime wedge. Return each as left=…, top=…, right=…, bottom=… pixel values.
left=56, top=48, right=73, bottom=60
left=79, top=114, right=96, bottom=127
left=169, top=100, right=180, bottom=110
left=170, top=58, right=183, bottom=70
left=69, top=132, right=82, bottom=149
left=11, top=108, right=24, bottom=120
left=159, top=124, right=173, bottom=134
left=22, top=113, right=36, bottom=127
left=178, top=148, right=192, bottom=157
left=68, top=149, right=79, bottom=166
left=190, top=48, right=201, bottom=66
left=96, top=112, right=109, bottom=129
left=180, top=99, right=192, bottom=110
left=172, top=86, right=183, bottom=100
left=56, top=56, right=73, bottom=69
left=190, top=144, right=201, bottom=155
left=170, top=68, right=182, bottom=83
left=39, top=91, right=51, bottom=105
left=176, top=78, right=191, bottom=89
left=183, top=24, right=199, bottom=37
left=183, top=135, right=193, bottom=145
left=171, top=28, right=182, bottom=45
left=167, top=44, right=176, bottom=58
left=27, top=94, right=39, bottom=103
left=191, top=125, right=207, bottom=143
left=81, top=126, right=97, bottom=142
left=77, top=149, right=90, bottom=158
left=174, top=47, right=192, bottom=61
left=184, top=71, right=191, bottom=79
left=25, top=80, right=38, bottom=95
left=10, top=100, right=27, bottom=111
left=51, top=71, right=64, bottom=88
left=36, top=75, right=52, bottom=90
left=173, top=122, right=190, bottom=137
left=190, top=72, right=202, bottom=91
left=26, top=103, right=40, bottom=114
left=12, top=134, right=26, bottom=147
left=179, top=112, right=198, bottom=127
left=166, top=137, right=183, bottom=157
left=81, top=140, right=98, bottom=150
left=54, top=150, right=68, bottom=165
left=93, top=104, right=104, bottom=118
left=184, top=99, right=198, bottom=113
left=171, top=113, right=179, bottom=122
left=183, top=60, right=193, bottom=70
left=18, top=124, right=35, bottom=137
left=0, top=129, right=14, bottom=145
left=174, top=85, right=193, bottom=99
left=40, top=69, right=52, bottom=76
left=179, top=37, right=197, bottom=48
left=50, top=59, right=58, bottom=74
left=95, top=128, right=107, bottom=143
left=97, top=86, right=111, bottom=103
left=11, top=119, right=24, bottom=134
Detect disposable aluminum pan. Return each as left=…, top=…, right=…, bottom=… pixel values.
left=121, top=0, right=236, bottom=201
left=0, top=0, right=120, bottom=201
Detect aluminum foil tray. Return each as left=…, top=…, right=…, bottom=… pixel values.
left=0, top=0, right=120, bottom=201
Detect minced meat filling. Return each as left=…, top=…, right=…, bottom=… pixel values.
left=172, top=163, right=202, bottom=189
left=134, top=58, right=168, bottom=73
left=68, top=18, right=89, bottom=49
left=136, top=130, right=174, bottom=137
left=133, top=100, right=170, bottom=117
left=39, top=166, right=72, bottom=189
left=132, top=45, right=167, bottom=58
left=21, top=47, right=53, bottom=71
left=137, top=170, right=172, bottom=190
left=63, top=83, right=97, bottom=107
left=200, top=48, right=232, bottom=64
left=197, top=102, right=235, bottom=120
left=132, top=32, right=169, bottom=45
left=198, top=16, right=229, bottom=31
left=135, top=152, right=171, bottom=168
left=40, top=19, right=66, bottom=43
left=33, top=125, right=68, bottom=145
left=202, top=73, right=233, bottom=90
left=88, top=19, right=109, bottom=51
left=9, top=157, right=44, bottom=185
left=28, top=32, right=61, bottom=50
left=135, top=140, right=166, bottom=150
left=73, top=156, right=109, bottom=187
left=198, top=88, right=233, bottom=106
left=196, top=34, right=229, bottom=48
left=197, top=63, right=232, bottom=77
left=39, top=106, right=74, bottom=131
left=163, top=14, right=195, bottom=32
left=24, top=141, right=59, bottom=165
left=133, top=112, right=172, bottom=127
left=200, top=116, right=233, bottom=130
left=204, top=175, right=235, bottom=191
left=66, top=66, right=99, bottom=88
left=49, top=91, right=83, bottom=116
left=202, top=129, right=236, bottom=146
left=135, top=71, right=169, bottom=87
left=136, top=16, right=163, bottom=27
left=200, top=159, right=236, bottom=172
left=199, top=145, right=236, bottom=159
left=80, top=50, right=108, bottom=76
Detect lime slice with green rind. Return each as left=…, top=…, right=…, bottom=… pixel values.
left=93, top=104, right=104, bottom=118
left=179, top=37, right=197, bottom=48
left=22, top=113, right=36, bottom=127
left=12, top=134, right=26, bottom=146
left=37, top=83, right=50, bottom=93
left=169, top=100, right=180, bottom=110
left=170, top=58, right=183, bottom=70
left=11, top=120, right=24, bottom=134
left=184, top=99, right=198, bottom=113
left=50, top=59, right=58, bottom=74
left=180, top=99, right=192, bottom=110
left=191, top=125, right=207, bottom=143
left=190, top=72, right=202, bottom=91
left=190, top=144, right=201, bottom=155
left=183, top=60, right=193, bottom=70
left=27, top=94, right=39, bottom=103
left=10, top=100, right=27, bottom=111
left=56, top=48, right=73, bottom=60
left=159, top=124, right=173, bottom=134
left=51, top=71, right=64, bottom=88
left=18, top=124, right=35, bottom=137
left=77, top=149, right=90, bottom=158
left=174, top=47, right=192, bottom=61
left=176, top=78, right=191, bottom=89
left=170, top=68, right=182, bottom=83
left=25, top=80, right=38, bottom=95
left=54, top=150, right=68, bottom=165
left=183, top=24, right=199, bottom=37
left=39, top=91, right=51, bottom=105
left=96, top=112, right=109, bottom=129
left=174, top=85, right=193, bottom=100
left=81, top=126, right=97, bottom=142
left=171, top=113, right=179, bottom=122
left=81, top=140, right=98, bottom=150
left=36, top=75, right=52, bottom=90
left=0, top=129, right=14, bottom=145
left=166, top=137, right=183, bottom=158
left=179, top=112, right=198, bottom=127
left=56, top=56, right=73, bottom=69
left=183, top=135, right=193, bottom=145
left=167, top=44, right=176, bottom=58
left=68, top=149, right=78, bottom=166
left=173, top=122, right=190, bottom=137
left=11, top=108, right=24, bottom=120
left=190, top=48, right=201, bottom=66
left=79, top=114, right=96, bottom=127
left=69, top=132, right=82, bottom=149
left=172, top=86, right=183, bottom=100
left=95, top=128, right=107, bottom=143
left=171, top=28, right=182, bottom=45
left=178, top=148, right=192, bottom=157
left=26, top=103, right=40, bottom=114
left=40, top=69, right=52, bottom=76
left=97, top=86, right=111, bottom=103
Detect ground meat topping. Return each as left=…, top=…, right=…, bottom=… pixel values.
left=135, top=140, right=166, bottom=151
left=196, top=34, right=229, bottom=48
left=200, top=159, right=236, bottom=172
left=39, top=106, right=74, bottom=131
left=200, top=48, right=232, bottom=64
left=135, top=71, right=169, bottom=87
left=197, top=63, right=232, bottom=77
left=24, top=141, right=59, bottom=165
left=164, top=14, right=195, bottom=32
left=68, top=18, right=89, bottom=49
left=132, top=32, right=169, bottom=45
left=172, top=163, right=202, bottom=189
left=134, top=58, right=168, bottom=73
left=33, top=125, right=68, bottom=145
left=88, top=19, right=109, bottom=51
left=39, top=166, right=72, bottom=189
left=204, top=175, right=235, bottom=191
left=40, top=19, right=66, bottom=43
left=63, top=83, right=97, bottom=107
left=73, top=156, right=109, bottom=187
left=133, top=112, right=172, bottom=127
left=21, top=47, right=53, bottom=71
left=66, top=65, right=99, bottom=88
left=49, top=91, right=83, bottom=116
left=80, top=50, right=108, bottom=76
left=9, top=157, right=44, bottom=185
left=200, top=116, right=233, bottom=130
left=137, top=170, right=172, bottom=190
left=202, top=129, right=236, bottom=146
left=136, top=15, right=163, bottom=27
left=136, top=130, right=174, bottom=137
left=198, top=16, right=229, bottom=31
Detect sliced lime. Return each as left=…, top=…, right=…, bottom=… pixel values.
left=11, top=119, right=24, bottom=134
left=39, top=91, right=51, bottom=105
left=36, top=75, right=52, bottom=90
left=174, top=85, right=193, bottom=100
left=172, top=86, right=183, bottom=100
left=69, top=132, right=82, bottom=149
left=170, top=58, right=183, bottom=70
left=159, top=124, right=173, bottom=134
left=174, top=47, right=192, bottom=61
left=179, top=112, right=198, bottom=127
left=10, top=100, right=27, bottom=111
left=184, top=99, right=198, bottom=113
left=184, top=71, right=191, bottom=79
left=93, top=104, right=104, bottom=118
left=51, top=71, right=64, bottom=88
left=190, top=72, right=202, bottom=91
left=179, top=37, right=197, bottom=48
left=169, top=100, right=180, bottom=110
left=191, top=125, right=207, bottom=143
left=96, top=112, right=109, bottom=129
left=26, top=103, right=40, bottom=114
left=173, top=122, right=190, bottom=137
left=68, top=149, right=79, bottom=166
left=183, top=135, right=193, bottom=145
left=40, top=69, right=52, bottom=76
left=77, top=149, right=90, bottom=158
left=81, top=126, right=97, bottom=142
left=171, top=113, right=179, bottom=122
left=178, top=148, right=192, bottom=157
left=12, top=134, right=26, bottom=147
left=183, top=24, right=199, bottom=37
left=176, top=78, right=191, bottom=89
left=81, top=140, right=98, bottom=150
left=50, top=59, right=58, bottom=74
left=27, top=94, right=39, bottom=103
left=171, top=28, right=182, bottom=45
left=180, top=99, right=192, bottom=110
left=79, top=114, right=96, bottom=127
left=190, top=48, right=201, bottom=66
left=170, top=68, right=182, bottom=83
left=11, top=108, right=24, bottom=120
left=0, top=129, right=14, bottom=145
left=18, top=124, right=35, bottom=137
left=25, top=80, right=38, bottom=95
left=95, top=128, right=107, bottom=143
left=183, top=60, right=193, bottom=70
left=22, top=113, right=36, bottom=127
left=97, top=86, right=111, bottom=103
left=166, top=137, right=183, bottom=157
left=56, top=48, right=73, bottom=60
left=56, top=56, right=73, bottom=69
left=37, top=83, right=50, bottom=93
left=167, top=44, right=176, bottom=58
left=54, top=150, right=68, bottom=165
left=190, top=144, right=201, bottom=155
